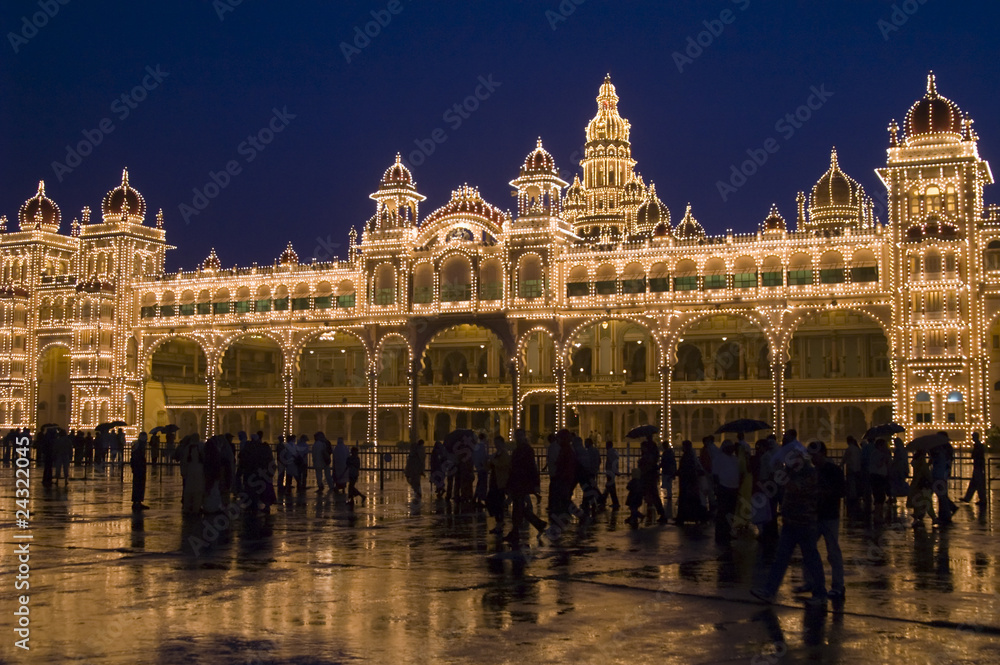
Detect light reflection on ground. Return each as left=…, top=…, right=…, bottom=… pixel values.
left=4, top=466, right=999, bottom=664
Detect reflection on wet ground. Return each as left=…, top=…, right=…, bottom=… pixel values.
left=4, top=466, right=1000, bottom=664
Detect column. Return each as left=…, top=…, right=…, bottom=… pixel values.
left=555, top=364, right=567, bottom=430
left=368, top=367, right=378, bottom=445
left=661, top=364, right=671, bottom=444
left=509, top=359, right=519, bottom=441
left=409, top=357, right=420, bottom=444
left=282, top=373, right=294, bottom=438
left=206, top=372, right=217, bottom=437
left=772, top=358, right=785, bottom=435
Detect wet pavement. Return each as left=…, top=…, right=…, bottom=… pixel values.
left=3, top=466, right=1000, bottom=664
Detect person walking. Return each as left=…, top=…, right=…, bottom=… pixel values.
left=346, top=446, right=364, bottom=504
left=961, top=431, right=987, bottom=505
left=889, top=437, right=910, bottom=507
left=930, top=436, right=957, bottom=524
left=841, top=436, right=862, bottom=518
left=660, top=441, right=677, bottom=506
left=751, top=444, right=827, bottom=606
left=130, top=432, right=149, bottom=510
left=600, top=440, right=621, bottom=510
left=473, top=433, right=489, bottom=508
left=675, top=440, right=708, bottom=525
left=505, top=429, right=547, bottom=545
left=294, top=434, right=310, bottom=490
left=312, top=431, right=332, bottom=492
left=803, top=441, right=845, bottom=599
left=54, top=428, right=73, bottom=484
left=486, top=436, right=511, bottom=535
left=405, top=439, right=426, bottom=500
left=179, top=434, right=205, bottom=516
left=639, top=437, right=668, bottom=523
left=712, top=440, right=740, bottom=541
left=430, top=440, right=446, bottom=498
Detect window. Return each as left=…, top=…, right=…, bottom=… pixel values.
left=850, top=266, right=878, bottom=282
left=733, top=272, right=757, bottom=289
left=273, top=297, right=289, bottom=311
left=787, top=269, right=813, bottom=286
left=141, top=306, right=157, bottom=318
left=761, top=271, right=782, bottom=287
left=413, top=286, right=433, bottom=304
left=519, top=280, right=543, bottom=299
left=915, top=391, right=932, bottom=423
left=621, top=278, right=645, bottom=294
left=255, top=299, right=271, bottom=313
left=820, top=268, right=846, bottom=284
left=479, top=282, right=502, bottom=301
left=649, top=277, right=669, bottom=292
left=595, top=280, right=617, bottom=295
left=336, top=294, right=356, bottom=308
left=291, top=297, right=311, bottom=310
left=213, top=302, right=230, bottom=314
left=179, top=303, right=195, bottom=316
left=160, top=305, right=176, bottom=317
left=674, top=276, right=698, bottom=291
left=196, top=303, right=211, bottom=315
left=704, top=274, right=726, bottom=289
left=567, top=282, right=590, bottom=297
left=234, top=300, right=252, bottom=314
left=441, top=284, right=471, bottom=302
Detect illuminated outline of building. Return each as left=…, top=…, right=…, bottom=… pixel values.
left=2, top=73, right=997, bottom=447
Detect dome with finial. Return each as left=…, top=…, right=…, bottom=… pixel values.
left=674, top=204, right=705, bottom=239
left=635, top=183, right=669, bottom=234
left=202, top=249, right=221, bottom=272
left=761, top=203, right=786, bottom=233
left=522, top=138, right=557, bottom=174
left=586, top=74, right=630, bottom=143
left=102, top=168, right=146, bottom=223
left=422, top=185, right=509, bottom=228
left=565, top=175, right=585, bottom=210
left=19, top=181, right=61, bottom=232
left=810, top=148, right=863, bottom=214
left=622, top=175, right=646, bottom=206
left=278, top=241, right=298, bottom=266
left=904, top=72, right=964, bottom=143
left=381, top=153, right=413, bottom=186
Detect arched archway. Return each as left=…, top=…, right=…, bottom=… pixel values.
left=217, top=333, right=284, bottom=441
left=143, top=337, right=209, bottom=438
left=295, top=330, right=369, bottom=440
left=37, top=345, right=71, bottom=428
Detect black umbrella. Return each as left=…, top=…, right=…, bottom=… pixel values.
left=444, top=429, right=475, bottom=447
left=626, top=424, right=659, bottom=439
left=716, top=419, right=771, bottom=434
left=149, top=424, right=180, bottom=436
left=95, top=420, right=127, bottom=432
left=864, top=423, right=906, bottom=441
left=907, top=433, right=950, bottom=451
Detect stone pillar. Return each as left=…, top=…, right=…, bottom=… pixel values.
left=555, top=364, right=567, bottom=430
left=510, top=359, right=520, bottom=441
left=661, top=364, right=671, bottom=444
left=206, top=372, right=217, bottom=437
left=282, top=373, right=294, bottom=438
left=368, top=368, right=378, bottom=446
left=772, top=359, right=785, bottom=435
left=409, top=357, right=420, bottom=444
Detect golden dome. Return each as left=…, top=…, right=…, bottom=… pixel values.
left=102, top=168, right=146, bottom=223
left=522, top=138, right=557, bottom=174
left=586, top=74, right=630, bottom=143
left=18, top=180, right=61, bottom=232
left=635, top=183, right=669, bottom=234
left=674, top=203, right=705, bottom=239
left=381, top=153, right=413, bottom=185
left=810, top=148, right=862, bottom=210
left=423, top=185, right=508, bottom=228
left=904, top=72, right=964, bottom=144
left=761, top=203, right=786, bottom=233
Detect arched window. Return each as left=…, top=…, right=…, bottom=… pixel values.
left=761, top=256, right=783, bottom=287
left=788, top=253, right=813, bottom=286
left=595, top=264, right=617, bottom=295
left=567, top=265, right=589, bottom=297
left=313, top=282, right=332, bottom=310
left=413, top=263, right=433, bottom=304
left=819, top=250, right=845, bottom=284
left=946, top=391, right=964, bottom=423
left=479, top=259, right=503, bottom=301
left=674, top=259, right=698, bottom=291
left=440, top=255, right=472, bottom=302
left=374, top=264, right=395, bottom=305
left=925, top=185, right=941, bottom=213
left=703, top=258, right=726, bottom=289
left=851, top=249, right=879, bottom=282
left=649, top=263, right=669, bottom=293
left=914, top=390, right=932, bottom=423
left=622, top=262, right=645, bottom=294
left=517, top=254, right=543, bottom=299
left=733, top=256, right=757, bottom=289
left=254, top=285, right=271, bottom=313
left=945, top=185, right=957, bottom=213
left=336, top=280, right=356, bottom=308
left=985, top=240, right=1000, bottom=271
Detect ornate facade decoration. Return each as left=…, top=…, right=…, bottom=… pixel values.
left=2, top=74, right=998, bottom=447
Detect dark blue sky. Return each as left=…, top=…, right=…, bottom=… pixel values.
left=2, top=1, right=999, bottom=271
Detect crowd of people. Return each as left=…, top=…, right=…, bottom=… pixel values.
left=4, top=422, right=991, bottom=604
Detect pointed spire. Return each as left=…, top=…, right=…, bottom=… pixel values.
left=156, top=209, right=164, bottom=229
left=71, top=218, right=80, bottom=237
left=830, top=147, right=839, bottom=169
left=0, top=215, right=7, bottom=232
left=37, top=180, right=45, bottom=197
left=121, top=167, right=129, bottom=187
left=202, top=248, right=221, bottom=272
left=888, top=119, right=899, bottom=147
left=81, top=206, right=91, bottom=225
left=927, top=70, right=937, bottom=96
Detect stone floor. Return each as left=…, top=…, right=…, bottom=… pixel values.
left=3, top=465, right=999, bottom=664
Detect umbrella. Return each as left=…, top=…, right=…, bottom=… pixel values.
left=39, top=423, right=61, bottom=431
left=96, top=420, right=127, bottom=432
left=626, top=424, right=659, bottom=439
left=443, top=429, right=475, bottom=447
left=716, top=419, right=771, bottom=434
left=907, top=433, right=949, bottom=451
left=149, top=424, right=179, bottom=436
left=864, top=423, right=906, bottom=441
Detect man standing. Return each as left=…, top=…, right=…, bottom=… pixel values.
left=962, top=431, right=987, bottom=505
left=405, top=439, right=426, bottom=500
left=752, top=444, right=827, bottom=606
left=807, top=441, right=845, bottom=599
left=712, top=441, right=740, bottom=541
left=131, top=432, right=149, bottom=510
left=601, top=440, right=620, bottom=510
left=312, top=431, right=332, bottom=492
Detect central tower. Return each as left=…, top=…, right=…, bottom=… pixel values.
left=568, top=75, right=646, bottom=242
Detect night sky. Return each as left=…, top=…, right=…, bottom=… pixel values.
left=2, top=1, right=999, bottom=271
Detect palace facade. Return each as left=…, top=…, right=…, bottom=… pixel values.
left=3, top=73, right=1000, bottom=447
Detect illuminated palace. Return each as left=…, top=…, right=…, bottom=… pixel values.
left=3, top=73, right=999, bottom=447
